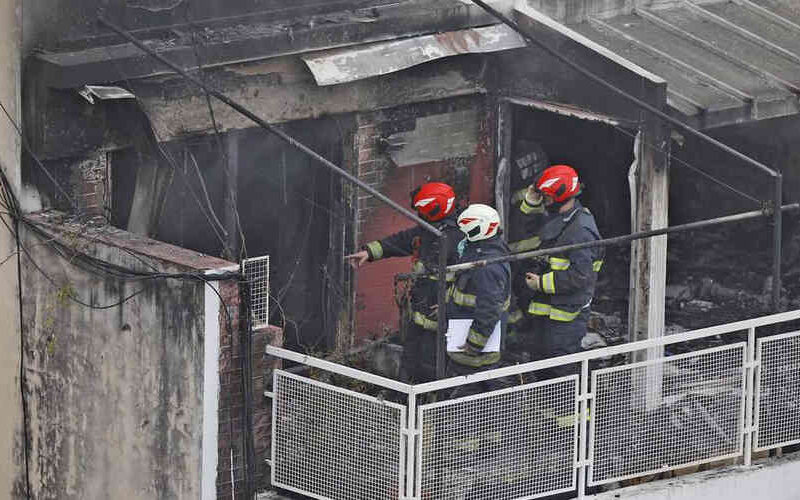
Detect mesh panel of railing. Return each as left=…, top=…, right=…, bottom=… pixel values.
left=589, top=343, right=746, bottom=485
left=272, top=370, right=406, bottom=500
left=243, top=255, right=270, bottom=329
left=418, top=377, right=578, bottom=500
left=756, top=331, right=800, bottom=451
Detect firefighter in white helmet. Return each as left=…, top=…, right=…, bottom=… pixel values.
left=447, top=204, right=511, bottom=379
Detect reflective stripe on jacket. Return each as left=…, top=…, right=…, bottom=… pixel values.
left=525, top=200, right=604, bottom=321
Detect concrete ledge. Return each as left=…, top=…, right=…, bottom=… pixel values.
left=591, top=451, right=800, bottom=500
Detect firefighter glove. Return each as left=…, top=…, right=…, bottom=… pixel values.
left=526, top=272, right=542, bottom=292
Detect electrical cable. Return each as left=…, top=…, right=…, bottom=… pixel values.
left=611, top=124, right=763, bottom=206
left=185, top=9, right=248, bottom=261
left=0, top=99, right=82, bottom=214
left=134, top=103, right=231, bottom=251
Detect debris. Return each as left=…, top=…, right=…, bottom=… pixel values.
left=78, top=85, right=136, bottom=104
left=684, top=299, right=715, bottom=313
left=581, top=332, right=608, bottom=350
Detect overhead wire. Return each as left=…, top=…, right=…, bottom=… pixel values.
left=0, top=99, right=82, bottom=214
left=610, top=124, right=763, bottom=207
left=186, top=12, right=248, bottom=261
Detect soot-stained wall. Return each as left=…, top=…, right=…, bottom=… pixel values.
left=19, top=213, right=235, bottom=500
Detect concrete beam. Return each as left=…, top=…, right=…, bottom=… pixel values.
left=629, top=82, right=670, bottom=377
left=591, top=452, right=800, bottom=500
left=130, top=56, right=486, bottom=140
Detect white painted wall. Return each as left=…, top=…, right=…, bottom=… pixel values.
left=591, top=452, right=800, bottom=500
left=0, top=0, right=24, bottom=497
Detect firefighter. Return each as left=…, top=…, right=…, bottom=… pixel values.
left=520, top=165, right=604, bottom=378
left=346, top=182, right=462, bottom=383
left=447, top=204, right=511, bottom=379
left=506, top=141, right=550, bottom=358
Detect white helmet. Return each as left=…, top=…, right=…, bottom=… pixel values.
left=458, top=204, right=501, bottom=241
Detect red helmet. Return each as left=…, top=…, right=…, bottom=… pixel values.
left=536, top=165, right=581, bottom=203
left=412, top=182, right=456, bottom=222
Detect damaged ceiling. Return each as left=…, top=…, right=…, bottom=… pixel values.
left=519, top=0, right=800, bottom=128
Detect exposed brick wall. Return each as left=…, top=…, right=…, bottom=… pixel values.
left=70, top=153, right=111, bottom=218
left=216, top=282, right=283, bottom=499
left=353, top=96, right=495, bottom=340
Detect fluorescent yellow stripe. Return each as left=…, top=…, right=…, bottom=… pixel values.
left=542, top=272, right=556, bottom=294
left=549, top=257, right=570, bottom=270
left=448, top=351, right=501, bottom=367
left=452, top=288, right=476, bottom=307
left=555, top=409, right=590, bottom=428
left=519, top=198, right=545, bottom=215
left=468, top=328, right=489, bottom=348
left=412, top=311, right=438, bottom=331
left=365, top=241, right=383, bottom=260
left=549, top=307, right=580, bottom=322
left=528, top=301, right=581, bottom=321
left=528, top=302, right=551, bottom=316
left=509, top=236, right=542, bottom=253
left=593, top=260, right=604, bottom=272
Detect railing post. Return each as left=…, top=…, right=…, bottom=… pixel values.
left=406, top=392, right=417, bottom=499
left=772, top=174, right=783, bottom=311
left=744, top=326, right=757, bottom=466
left=436, top=234, right=448, bottom=380
left=578, top=359, right=590, bottom=499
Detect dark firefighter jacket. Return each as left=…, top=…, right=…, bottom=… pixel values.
left=447, top=236, right=511, bottom=366
left=522, top=199, right=604, bottom=322
left=508, top=188, right=547, bottom=254
left=363, top=215, right=463, bottom=331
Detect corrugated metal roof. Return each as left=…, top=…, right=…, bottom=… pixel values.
left=302, top=24, right=526, bottom=86
left=521, top=0, right=800, bottom=128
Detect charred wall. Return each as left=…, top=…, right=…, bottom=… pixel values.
left=353, top=95, right=495, bottom=339
left=23, top=0, right=397, bottom=52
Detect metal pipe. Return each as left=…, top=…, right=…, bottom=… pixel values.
left=265, top=345, right=414, bottom=393
left=436, top=234, right=449, bottom=380
left=772, top=174, right=783, bottom=310
left=469, top=0, right=779, bottom=178
left=97, top=16, right=443, bottom=238
left=432, top=203, right=800, bottom=274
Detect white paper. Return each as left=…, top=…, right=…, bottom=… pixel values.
left=446, top=319, right=502, bottom=353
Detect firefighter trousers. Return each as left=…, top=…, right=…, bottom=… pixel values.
left=401, top=324, right=437, bottom=383
left=530, top=310, right=589, bottom=379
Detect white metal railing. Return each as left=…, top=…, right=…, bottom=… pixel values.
left=265, top=309, right=800, bottom=500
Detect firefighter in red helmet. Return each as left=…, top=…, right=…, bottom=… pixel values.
left=346, top=182, right=463, bottom=382
left=515, top=165, right=604, bottom=378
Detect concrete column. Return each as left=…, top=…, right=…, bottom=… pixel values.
left=629, top=83, right=670, bottom=408
left=126, top=154, right=169, bottom=237
left=495, top=99, right=513, bottom=235
left=223, top=131, right=239, bottom=261
left=0, top=0, right=25, bottom=497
